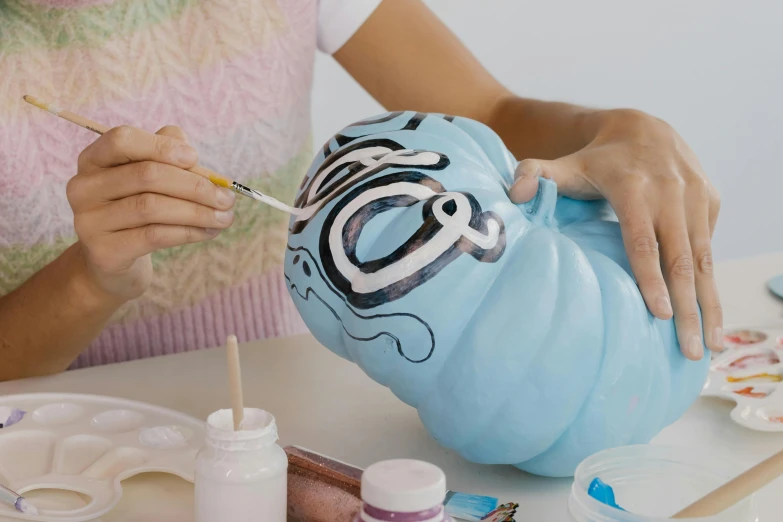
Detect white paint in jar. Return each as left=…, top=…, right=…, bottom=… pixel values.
left=195, top=408, right=287, bottom=522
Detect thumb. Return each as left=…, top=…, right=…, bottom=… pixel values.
left=509, top=159, right=544, bottom=202
left=509, top=155, right=592, bottom=203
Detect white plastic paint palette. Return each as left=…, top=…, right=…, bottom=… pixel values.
left=702, top=326, right=783, bottom=431
left=0, top=394, right=204, bottom=521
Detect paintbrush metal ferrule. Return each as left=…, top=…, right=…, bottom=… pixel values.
left=0, top=484, right=37, bottom=515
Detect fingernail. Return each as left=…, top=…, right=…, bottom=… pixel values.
left=217, top=188, right=236, bottom=207
left=712, top=327, right=724, bottom=351
left=686, top=335, right=704, bottom=360
left=656, top=295, right=673, bottom=316
left=215, top=210, right=234, bottom=225
left=205, top=228, right=221, bottom=237
left=173, top=144, right=198, bottom=165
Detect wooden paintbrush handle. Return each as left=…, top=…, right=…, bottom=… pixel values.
left=672, top=448, right=783, bottom=518
left=24, top=95, right=301, bottom=215
left=60, top=109, right=233, bottom=187
left=25, top=97, right=233, bottom=188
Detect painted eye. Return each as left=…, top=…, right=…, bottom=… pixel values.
left=293, top=255, right=301, bottom=265
left=302, top=261, right=311, bottom=277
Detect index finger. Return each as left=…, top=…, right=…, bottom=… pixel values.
left=79, top=125, right=198, bottom=171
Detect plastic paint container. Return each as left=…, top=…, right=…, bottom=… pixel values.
left=353, top=459, right=454, bottom=522
left=569, top=445, right=759, bottom=522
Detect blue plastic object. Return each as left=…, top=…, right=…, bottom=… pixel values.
left=588, top=478, right=625, bottom=511
left=284, top=111, right=710, bottom=477
left=769, top=274, right=783, bottom=300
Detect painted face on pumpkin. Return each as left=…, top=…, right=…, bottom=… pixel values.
left=286, top=112, right=507, bottom=360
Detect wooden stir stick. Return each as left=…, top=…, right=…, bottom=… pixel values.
left=226, top=335, right=244, bottom=431
left=672, top=447, right=783, bottom=518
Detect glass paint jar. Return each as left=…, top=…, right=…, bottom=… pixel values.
left=195, top=408, right=287, bottom=522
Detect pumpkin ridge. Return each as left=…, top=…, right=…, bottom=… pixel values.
left=508, top=234, right=603, bottom=463
left=398, top=212, right=536, bottom=412
left=447, top=229, right=601, bottom=464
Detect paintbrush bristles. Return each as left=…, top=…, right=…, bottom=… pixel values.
left=226, top=335, right=244, bottom=431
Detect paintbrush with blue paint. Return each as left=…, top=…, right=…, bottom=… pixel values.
left=0, top=484, right=38, bottom=516
left=444, top=490, right=502, bottom=521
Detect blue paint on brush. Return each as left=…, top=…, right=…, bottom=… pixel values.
left=444, top=490, right=499, bottom=521
left=588, top=478, right=626, bottom=511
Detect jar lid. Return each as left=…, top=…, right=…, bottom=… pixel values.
left=361, top=459, right=446, bottom=513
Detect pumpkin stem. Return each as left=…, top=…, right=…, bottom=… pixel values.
left=520, top=177, right=558, bottom=228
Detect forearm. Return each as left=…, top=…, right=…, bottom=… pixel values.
left=486, top=95, right=601, bottom=161
left=0, top=243, right=122, bottom=381
left=335, top=0, right=506, bottom=124
left=336, top=0, right=599, bottom=161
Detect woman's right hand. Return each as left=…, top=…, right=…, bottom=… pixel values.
left=66, top=125, right=236, bottom=302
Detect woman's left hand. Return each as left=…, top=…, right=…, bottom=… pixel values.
left=509, top=109, right=722, bottom=361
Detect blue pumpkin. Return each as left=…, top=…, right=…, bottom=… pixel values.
left=284, top=111, right=710, bottom=477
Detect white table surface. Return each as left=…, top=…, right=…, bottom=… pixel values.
left=1, top=253, right=781, bottom=522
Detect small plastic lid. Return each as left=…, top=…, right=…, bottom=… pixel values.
left=361, top=459, right=447, bottom=513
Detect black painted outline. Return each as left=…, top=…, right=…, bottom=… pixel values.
left=285, top=245, right=435, bottom=363
left=294, top=138, right=406, bottom=210
left=291, top=146, right=450, bottom=235
left=297, top=112, right=457, bottom=208
left=318, top=171, right=506, bottom=309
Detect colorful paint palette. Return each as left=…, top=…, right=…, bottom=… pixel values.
left=0, top=394, right=205, bottom=521
left=703, top=325, right=783, bottom=432
left=723, top=329, right=768, bottom=346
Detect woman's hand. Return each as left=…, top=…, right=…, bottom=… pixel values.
left=509, top=109, right=722, bottom=360
left=67, top=125, right=236, bottom=302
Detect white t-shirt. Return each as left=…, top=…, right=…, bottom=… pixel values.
left=317, top=0, right=384, bottom=54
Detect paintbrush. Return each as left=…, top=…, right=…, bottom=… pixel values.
left=0, top=484, right=38, bottom=516
left=671, top=447, right=783, bottom=518
left=22, top=95, right=303, bottom=216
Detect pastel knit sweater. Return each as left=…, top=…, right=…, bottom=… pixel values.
left=0, top=0, right=377, bottom=368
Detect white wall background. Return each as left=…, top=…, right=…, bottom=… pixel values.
left=311, top=0, right=783, bottom=261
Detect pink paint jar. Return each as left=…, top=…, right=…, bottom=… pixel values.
left=353, top=459, right=454, bottom=522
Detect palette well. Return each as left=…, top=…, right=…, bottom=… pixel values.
left=702, top=325, right=783, bottom=432
left=0, top=394, right=205, bottom=521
